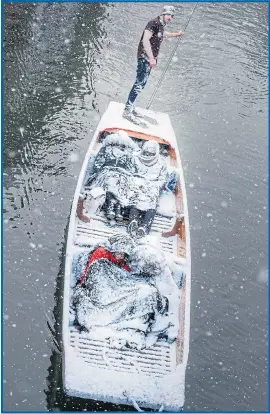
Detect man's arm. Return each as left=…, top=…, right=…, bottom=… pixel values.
left=164, top=30, right=184, bottom=38
left=142, top=29, right=157, bottom=67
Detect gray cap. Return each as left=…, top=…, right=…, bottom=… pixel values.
left=161, top=5, right=175, bottom=16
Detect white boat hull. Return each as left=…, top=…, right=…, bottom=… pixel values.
left=62, top=102, right=191, bottom=411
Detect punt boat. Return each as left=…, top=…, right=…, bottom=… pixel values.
left=62, top=101, right=191, bottom=411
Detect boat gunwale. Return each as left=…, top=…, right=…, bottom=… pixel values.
left=100, top=127, right=172, bottom=148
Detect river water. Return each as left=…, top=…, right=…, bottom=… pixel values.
left=4, top=2, right=268, bottom=411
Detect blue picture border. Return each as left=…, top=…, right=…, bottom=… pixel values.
left=1, top=0, right=269, bottom=413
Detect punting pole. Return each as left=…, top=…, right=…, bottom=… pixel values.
left=146, top=3, right=198, bottom=110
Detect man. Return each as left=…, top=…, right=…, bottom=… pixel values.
left=123, top=5, right=184, bottom=124
left=128, top=141, right=168, bottom=237
left=83, top=130, right=139, bottom=222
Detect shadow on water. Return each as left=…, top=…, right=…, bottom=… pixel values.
left=4, top=2, right=111, bottom=222
left=44, top=220, right=136, bottom=412
left=4, top=2, right=111, bottom=170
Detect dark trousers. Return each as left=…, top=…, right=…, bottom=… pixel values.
left=129, top=206, right=156, bottom=234
left=125, top=58, right=151, bottom=111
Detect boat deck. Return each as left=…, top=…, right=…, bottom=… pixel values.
left=69, top=327, right=174, bottom=378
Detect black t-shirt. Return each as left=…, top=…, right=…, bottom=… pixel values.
left=137, top=17, right=165, bottom=59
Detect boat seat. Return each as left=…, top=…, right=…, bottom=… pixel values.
left=68, top=327, right=175, bottom=378
left=74, top=213, right=177, bottom=255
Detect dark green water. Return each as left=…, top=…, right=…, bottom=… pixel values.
left=4, top=2, right=268, bottom=411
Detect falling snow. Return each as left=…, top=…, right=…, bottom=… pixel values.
left=69, top=152, right=79, bottom=163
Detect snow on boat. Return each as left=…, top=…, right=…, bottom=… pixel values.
left=63, top=101, right=191, bottom=411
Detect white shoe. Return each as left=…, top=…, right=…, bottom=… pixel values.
left=122, top=110, right=142, bottom=125
left=132, top=108, right=142, bottom=117
left=137, top=227, right=146, bottom=238
left=128, top=220, right=139, bottom=237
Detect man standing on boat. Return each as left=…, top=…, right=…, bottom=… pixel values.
left=123, top=5, right=184, bottom=124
